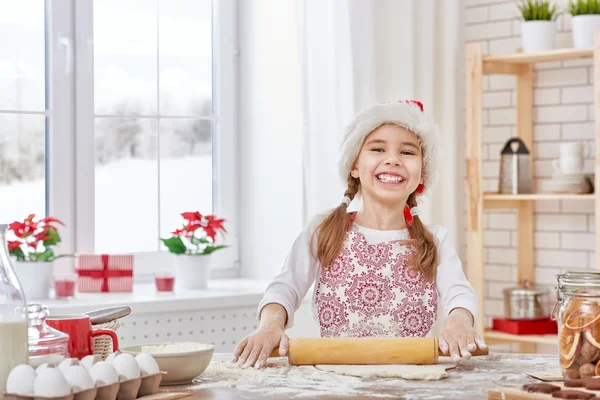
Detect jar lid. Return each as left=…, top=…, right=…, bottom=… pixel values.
left=556, top=271, right=600, bottom=297
left=27, top=303, right=70, bottom=358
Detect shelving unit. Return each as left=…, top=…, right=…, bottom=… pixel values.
left=466, top=34, right=600, bottom=353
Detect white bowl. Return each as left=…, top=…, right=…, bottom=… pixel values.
left=121, top=342, right=214, bottom=385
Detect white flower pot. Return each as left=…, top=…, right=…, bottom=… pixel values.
left=521, top=21, right=556, bottom=52
left=572, top=15, right=600, bottom=48
left=13, top=260, right=54, bottom=299
left=174, top=254, right=211, bottom=290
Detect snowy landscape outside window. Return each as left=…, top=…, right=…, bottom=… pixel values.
left=0, top=0, right=239, bottom=275
left=0, top=2, right=47, bottom=225
left=93, top=0, right=214, bottom=254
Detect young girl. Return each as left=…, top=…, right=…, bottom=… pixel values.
left=233, top=100, right=487, bottom=369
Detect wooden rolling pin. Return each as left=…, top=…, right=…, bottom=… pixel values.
left=269, top=337, right=488, bottom=365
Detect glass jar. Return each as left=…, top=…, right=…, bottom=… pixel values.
left=554, top=271, right=600, bottom=380
left=27, top=302, right=70, bottom=366
left=0, top=224, right=29, bottom=392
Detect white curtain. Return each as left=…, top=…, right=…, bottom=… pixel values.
left=298, top=0, right=465, bottom=250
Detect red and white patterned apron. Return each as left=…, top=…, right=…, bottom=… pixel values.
left=314, top=214, right=438, bottom=338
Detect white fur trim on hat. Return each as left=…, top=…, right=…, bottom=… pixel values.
left=338, top=100, right=441, bottom=195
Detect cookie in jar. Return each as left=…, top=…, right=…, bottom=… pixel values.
left=555, top=272, right=600, bottom=379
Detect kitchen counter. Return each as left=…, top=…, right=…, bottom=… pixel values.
left=159, top=352, right=560, bottom=399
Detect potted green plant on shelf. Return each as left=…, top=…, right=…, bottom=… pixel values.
left=569, top=0, right=600, bottom=48
left=161, top=211, right=227, bottom=290
left=517, top=0, right=560, bottom=52
left=7, top=214, right=70, bottom=299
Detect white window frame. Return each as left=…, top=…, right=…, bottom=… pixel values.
left=47, top=0, right=239, bottom=281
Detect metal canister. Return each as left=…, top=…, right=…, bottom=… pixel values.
left=498, top=137, right=532, bottom=194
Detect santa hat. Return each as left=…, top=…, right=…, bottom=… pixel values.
left=338, top=100, right=441, bottom=196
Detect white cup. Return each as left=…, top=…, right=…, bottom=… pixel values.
left=553, top=156, right=584, bottom=175
left=560, top=142, right=589, bottom=158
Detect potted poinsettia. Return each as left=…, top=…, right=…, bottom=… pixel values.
left=7, top=214, right=70, bottom=299
left=161, top=212, right=227, bottom=290
left=517, top=0, right=560, bottom=52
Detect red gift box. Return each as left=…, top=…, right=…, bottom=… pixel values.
left=492, top=317, right=558, bottom=335
left=75, top=254, right=133, bottom=293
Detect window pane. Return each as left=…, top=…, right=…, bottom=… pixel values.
left=159, top=118, right=212, bottom=241
left=159, top=0, right=212, bottom=117
left=93, top=0, right=158, bottom=115
left=0, top=114, right=46, bottom=223
left=0, top=0, right=46, bottom=111
left=95, top=118, right=158, bottom=253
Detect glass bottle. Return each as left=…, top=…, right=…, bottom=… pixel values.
left=28, top=303, right=70, bottom=364
left=0, top=224, right=29, bottom=393
left=554, top=271, right=600, bottom=380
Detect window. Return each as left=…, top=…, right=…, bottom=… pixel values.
left=0, top=1, right=47, bottom=225
left=91, top=0, right=214, bottom=253
left=0, top=0, right=239, bottom=276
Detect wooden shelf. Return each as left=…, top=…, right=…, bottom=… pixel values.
left=484, top=193, right=595, bottom=201
left=483, top=47, right=593, bottom=65
left=484, top=330, right=557, bottom=346
left=466, top=34, right=600, bottom=353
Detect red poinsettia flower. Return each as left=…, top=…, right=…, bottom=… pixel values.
left=172, top=228, right=185, bottom=237
left=181, top=212, right=202, bottom=222
left=7, top=241, right=21, bottom=251
left=34, top=229, right=51, bottom=241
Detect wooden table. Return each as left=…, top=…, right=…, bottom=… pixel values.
left=160, top=353, right=560, bottom=399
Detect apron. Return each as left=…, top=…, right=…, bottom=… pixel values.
left=314, top=214, right=438, bottom=338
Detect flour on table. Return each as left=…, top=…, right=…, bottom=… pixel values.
left=190, top=357, right=457, bottom=398
left=315, top=357, right=457, bottom=380
left=192, top=358, right=387, bottom=398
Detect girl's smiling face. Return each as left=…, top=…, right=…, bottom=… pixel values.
left=351, top=124, right=423, bottom=205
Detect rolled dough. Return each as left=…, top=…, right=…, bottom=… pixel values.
left=315, top=358, right=457, bottom=380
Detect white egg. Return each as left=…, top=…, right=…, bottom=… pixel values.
left=89, top=361, right=119, bottom=386
left=112, top=353, right=141, bottom=381
left=80, top=354, right=102, bottom=370
left=6, top=364, right=36, bottom=395
left=34, top=366, right=71, bottom=397
left=135, top=353, right=160, bottom=376
left=104, top=351, right=120, bottom=365
left=58, top=357, right=80, bottom=374
left=63, top=365, right=95, bottom=392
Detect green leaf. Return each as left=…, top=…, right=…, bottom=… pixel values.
left=161, top=237, right=187, bottom=254
left=9, top=246, right=25, bottom=261
left=31, top=249, right=54, bottom=261
left=201, top=245, right=227, bottom=255
left=43, top=227, right=61, bottom=247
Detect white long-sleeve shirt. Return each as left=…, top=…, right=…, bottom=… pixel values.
left=256, top=216, right=478, bottom=332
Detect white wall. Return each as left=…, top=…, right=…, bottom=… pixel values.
left=238, top=0, right=305, bottom=280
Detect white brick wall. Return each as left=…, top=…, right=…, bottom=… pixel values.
left=465, top=1, right=595, bottom=353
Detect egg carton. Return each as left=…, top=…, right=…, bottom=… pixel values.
left=3, top=372, right=165, bottom=400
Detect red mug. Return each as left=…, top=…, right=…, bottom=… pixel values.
left=46, top=315, right=119, bottom=359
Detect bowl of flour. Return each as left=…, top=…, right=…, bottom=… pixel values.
left=122, top=341, right=214, bottom=385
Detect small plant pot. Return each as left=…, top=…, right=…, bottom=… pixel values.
left=174, top=254, right=211, bottom=290
left=521, top=20, right=556, bottom=52
left=13, top=260, right=54, bottom=299
left=572, top=14, right=600, bottom=48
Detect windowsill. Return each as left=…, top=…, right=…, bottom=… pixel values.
left=43, top=279, right=271, bottom=315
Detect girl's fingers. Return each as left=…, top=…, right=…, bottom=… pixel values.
left=448, top=340, right=461, bottom=362
left=243, top=344, right=263, bottom=369
left=232, top=337, right=248, bottom=362
left=466, top=334, right=477, bottom=353
left=457, top=335, right=471, bottom=359
left=438, top=335, right=449, bottom=355
left=237, top=339, right=254, bottom=367
left=254, top=345, right=272, bottom=369
left=279, top=334, right=289, bottom=356
left=474, top=333, right=488, bottom=350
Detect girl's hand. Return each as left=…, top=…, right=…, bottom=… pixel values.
left=438, top=308, right=487, bottom=361
left=232, top=303, right=289, bottom=369
left=232, top=325, right=288, bottom=369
